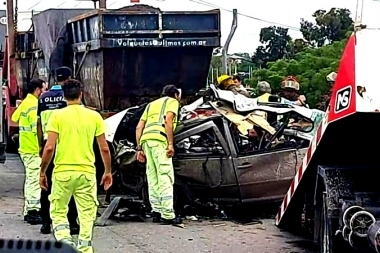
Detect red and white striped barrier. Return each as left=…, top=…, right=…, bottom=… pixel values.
left=275, top=113, right=329, bottom=225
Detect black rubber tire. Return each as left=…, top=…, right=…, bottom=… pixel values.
left=140, top=183, right=150, bottom=209
left=318, top=192, right=353, bottom=253
left=140, top=183, right=190, bottom=216
left=4, top=118, right=18, bottom=154
left=319, top=192, right=332, bottom=253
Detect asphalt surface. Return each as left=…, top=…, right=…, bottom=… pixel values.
left=0, top=154, right=317, bottom=252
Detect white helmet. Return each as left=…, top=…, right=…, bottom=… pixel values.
left=326, top=72, right=337, bottom=82
left=257, top=81, right=271, bottom=93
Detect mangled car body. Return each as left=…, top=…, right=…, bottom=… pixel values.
left=104, top=85, right=325, bottom=210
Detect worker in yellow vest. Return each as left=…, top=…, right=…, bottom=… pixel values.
left=135, top=84, right=183, bottom=226
left=37, top=66, right=79, bottom=235
left=256, top=81, right=272, bottom=102
left=39, top=79, right=112, bottom=253
left=12, top=79, right=46, bottom=224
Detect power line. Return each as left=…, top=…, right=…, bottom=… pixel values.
left=24, top=0, right=301, bottom=32
left=189, top=0, right=301, bottom=31
left=57, top=1, right=69, bottom=7
left=26, top=0, right=71, bottom=10
left=108, top=0, right=118, bottom=8
left=27, top=1, right=42, bottom=10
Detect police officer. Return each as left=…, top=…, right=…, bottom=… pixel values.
left=40, top=79, right=112, bottom=253
left=37, top=67, right=79, bottom=235
left=12, top=79, right=46, bottom=224
left=135, top=85, right=183, bottom=226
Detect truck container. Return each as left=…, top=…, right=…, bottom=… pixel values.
left=4, top=5, right=221, bottom=152
left=33, top=6, right=220, bottom=111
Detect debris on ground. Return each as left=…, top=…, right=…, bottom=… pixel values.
left=212, top=223, right=226, bottom=228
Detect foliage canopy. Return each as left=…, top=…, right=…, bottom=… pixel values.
left=247, top=7, right=353, bottom=109
left=247, top=39, right=346, bottom=108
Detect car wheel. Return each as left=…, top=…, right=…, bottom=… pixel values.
left=140, top=183, right=151, bottom=210
left=173, top=184, right=191, bottom=216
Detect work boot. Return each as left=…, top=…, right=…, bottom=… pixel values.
left=40, top=223, right=51, bottom=234
left=152, top=212, right=161, bottom=223
left=161, top=216, right=184, bottom=227
left=26, top=210, right=43, bottom=225
left=70, top=224, right=80, bottom=235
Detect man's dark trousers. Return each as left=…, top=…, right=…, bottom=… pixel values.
left=40, top=142, right=78, bottom=228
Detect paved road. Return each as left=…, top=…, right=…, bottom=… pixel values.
left=0, top=154, right=317, bottom=252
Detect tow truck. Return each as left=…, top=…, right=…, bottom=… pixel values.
left=275, top=13, right=380, bottom=253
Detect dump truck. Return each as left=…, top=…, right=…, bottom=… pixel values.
left=275, top=28, right=380, bottom=252
left=0, top=10, right=7, bottom=162
left=2, top=4, right=221, bottom=153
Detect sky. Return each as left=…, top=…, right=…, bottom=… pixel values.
left=3, top=0, right=380, bottom=54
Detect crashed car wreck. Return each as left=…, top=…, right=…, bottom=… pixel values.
left=96, top=85, right=325, bottom=224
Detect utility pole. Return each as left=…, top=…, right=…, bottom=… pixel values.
left=5, top=0, right=18, bottom=98
left=354, top=0, right=365, bottom=31
left=6, top=0, right=14, bottom=56
left=99, top=0, right=106, bottom=9
left=221, top=9, right=237, bottom=74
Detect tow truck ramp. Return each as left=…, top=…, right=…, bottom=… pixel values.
left=276, top=29, right=380, bottom=252
left=275, top=113, right=328, bottom=226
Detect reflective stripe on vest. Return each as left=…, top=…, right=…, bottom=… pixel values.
left=17, top=95, right=39, bottom=154
left=19, top=106, right=37, bottom=132
left=19, top=122, right=37, bottom=132
left=141, top=98, right=170, bottom=143
left=20, top=106, right=37, bottom=118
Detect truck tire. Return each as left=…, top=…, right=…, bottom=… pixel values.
left=4, top=118, right=17, bottom=154
left=319, top=192, right=353, bottom=253
left=319, top=192, right=332, bottom=253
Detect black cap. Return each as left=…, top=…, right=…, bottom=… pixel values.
left=162, top=84, right=179, bottom=96
left=56, top=66, right=72, bottom=80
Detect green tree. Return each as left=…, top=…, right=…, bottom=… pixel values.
left=252, top=26, right=293, bottom=67
left=288, top=38, right=308, bottom=55
left=300, top=8, right=353, bottom=47
left=209, top=56, right=222, bottom=83
left=210, top=55, right=222, bottom=69
left=231, top=52, right=254, bottom=73
left=250, top=39, right=347, bottom=109
left=209, top=53, right=253, bottom=82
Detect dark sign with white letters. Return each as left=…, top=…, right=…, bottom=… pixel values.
left=334, top=86, right=351, bottom=113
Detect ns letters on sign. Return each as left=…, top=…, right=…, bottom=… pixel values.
left=334, top=86, right=351, bottom=113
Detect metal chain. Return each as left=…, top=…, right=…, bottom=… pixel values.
left=13, top=6, right=17, bottom=33
left=14, top=0, right=18, bottom=52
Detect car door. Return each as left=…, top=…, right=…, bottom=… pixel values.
left=233, top=149, right=306, bottom=202
left=173, top=119, right=238, bottom=201
left=221, top=119, right=307, bottom=203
